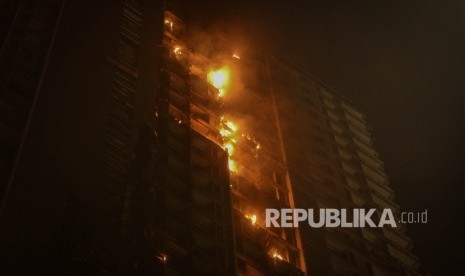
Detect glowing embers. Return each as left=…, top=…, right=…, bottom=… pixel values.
left=164, top=19, right=173, bottom=31
left=207, top=66, right=231, bottom=97
left=245, top=214, right=257, bottom=225
left=172, top=45, right=187, bottom=61
left=156, top=252, right=168, bottom=263
left=220, top=118, right=238, bottom=173
left=220, top=118, right=237, bottom=142
left=223, top=142, right=234, bottom=157
left=242, top=134, right=261, bottom=151
left=272, top=252, right=284, bottom=261
left=173, top=46, right=182, bottom=55
left=225, top=121, right=237, bottom=131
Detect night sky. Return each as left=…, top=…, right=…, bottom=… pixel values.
left=186, top=1, right=465, bottom=274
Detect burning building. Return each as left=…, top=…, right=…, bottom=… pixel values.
left=0, top=1, right=421, bottom=275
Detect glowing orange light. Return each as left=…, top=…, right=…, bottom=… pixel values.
left=273, top=252, right=284, bottom=261
left=219, top=119, right=237, bottom=140
left=208, top=69, right=228, bottom=88
left=225, top=121, right=237, bottom=132
left=228, top=159, right=238, bottom=173
left=164, top=19, right=173, bottom=30
left=207, top=67, right=230, bottom=97
left=232, top=53, right=240, bottom=59
left=245, top=214, right=257, bottom=225
left=224, top=142, right=234, bottom=156
left=173, top=46, right=181, bottom=54
left=156, top=253, right=168, bottom=263
left=220, top=128, right=231, bottom=137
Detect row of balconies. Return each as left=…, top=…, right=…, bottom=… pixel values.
left=334, top=136, right=387, bottom=189
left=119, top=3, right=142, bottom=47
left=371, top=193, right=399, bottom=214
left=321, top=94, right=376, bottom=163
left=164, top=11, right=187, bottom=38
left=361, top=164, right=388, bottom=186
left=382, top=228, right=413, bottom=251
left=329, top=119, right=377, bottom=162
left=352, top=138, right=377, bottom=158
left=341, top=102, right=366, bottom=123
left=339, top=148, right=393, bottom=201
left=387, top=243, right=420, bottom=269
left=366, top=178, right=393, bottom=200
left=348, top=124, right=372, bottom=145
left=320, top=89, right=367, bottom=127
left=356, top=148, right=383, bottom=170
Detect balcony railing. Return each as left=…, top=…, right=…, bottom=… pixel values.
left=386, top=244, right=419, bottom=269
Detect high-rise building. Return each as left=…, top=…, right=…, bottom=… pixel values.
left=0, top=0, right=65, bottom=213
left=0, top=1, right=421, bottom=275
left=265, top=56, right=421, bottom=275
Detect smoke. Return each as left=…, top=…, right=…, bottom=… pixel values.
left=184, top=15, right=293, bottom=196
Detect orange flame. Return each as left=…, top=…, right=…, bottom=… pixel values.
left=228, top=159, right=238, bottom=173
left=164, top=19, right=173, bottom=31
left=224, top=142, right=234, bottom=156
left=273, top=252, right=284, bottom=260
left=207, top=66, right=230, bottom=97
left=173, top=46, right=181, bottom=55
left=245, top=214, right=257, bottom=225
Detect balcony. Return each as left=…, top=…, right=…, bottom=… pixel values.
left=191, top=152, right=210, bottom=170
left=348, top=124, right=372, bottom=145
left=164, top=11, right=187, bottom=38
left=345, top=178, right=362, bottom=191
left=350, top=192, right=365, bottom=207
left=322, top=98, right=336, bottom=110
left=168, top=104, right=189, bottom=126
left=320, top=88, right=334, bottom=100
left=357, top=150, right=383, bottom=171
left=338, top=148, right=352, bottom=161
left=361, top=164, right=388, bottom=186
left=382, top=228, right=413, bottom=250
left=371, top=194, right=399, bottom=213
left=353, top=138, right=377, bottom=158
left=341, top=162, right=358, bottom=175
left=334, top=135, right=349, bottom=148
left=341, top=102, right=365, bottom=123
left=190, top=118, right=222, bottom=146
left=170, top=74, right=188, bottom=95
left=327, top=110, right=342, bottom=123
left=345, top=113, right=368, bottom=133
left=169, top=90, right=189, bottom=111
left=366, top=179, right=393, bottom=200
left=361, top=228, right=380, bottom=243
left=329, top=122, right=344, bottom=135
left=387, top=244, right=419, bottom=269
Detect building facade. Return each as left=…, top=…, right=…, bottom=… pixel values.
left=0, top=0, right=65, bottom=216
left=266, top=56, right=420, bottom=275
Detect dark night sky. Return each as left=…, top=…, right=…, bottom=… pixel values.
left=187, top=0, right=465, bottom=274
